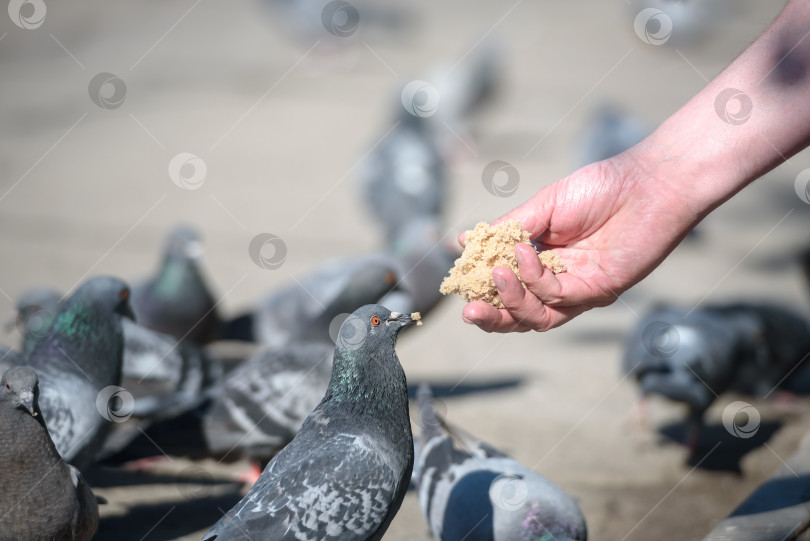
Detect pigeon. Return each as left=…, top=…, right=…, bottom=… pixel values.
left=573, top=102, right=648, bottom=168
left=202, top=305, right=417, bottom=540
left=380, top=216, right=460, bottom=317
left=0, top=366, right=99, bottom=541
left=115, top=341, right=335, bottom=466
left=431, top=39, right=502, bottom=150
left=223, top=254, right=401, bottom=346
left=358, top=104, right=447, bottom=242
left=12, top=286, right=221, bottom=420
left=414, top=384, right=587, bottom=541
left=25, top=276, right=134, bottom=470
left=131, top=225, right=221, bottom=344
left=623, top=303, right=810, bottom=448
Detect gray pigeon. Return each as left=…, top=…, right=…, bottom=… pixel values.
left=358, top=105, right=447, bottom=242
left=0, top=366, right=99, bottom=541
left=202, top=305, right=417, bottom=540
left=623, top=303, right=810, bottom=449
left=25, top=276, right=134, bottom=470
left=414, top=384, right=587, bottom=541
left=223, top=254, right=400, bottom=346
left=12, top=286, right=221, bottom=421
left=223, top=218, right=455, bottom=345
left=131, top=225, right=222, bottom=344
left=380, top=216, right=460, bottom=317
left=201, top=340, right=334, bottom=463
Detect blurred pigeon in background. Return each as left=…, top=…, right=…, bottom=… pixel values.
left=24, top=276, right=133, bottom=470
left=203, top=305, right=416, bottom=540
left=358, top=103, right=447, bottom=242
left=380, top=216, right=460, bottom=317
left=12, top=286, right=222, bottom=422
left=0, top=344, right=22, bottom=376
left=0, top=366, right=99, bottom=541
left=573, top=101, right=649, bottom=168
left=131, top=225, right=222, bottom=344
left=624, top=302, right=810, bottom=450
left=414, top=384, right=588, bottom=541
left=431, top=39, right=502, bottom=153
left=222, top=253, right=400, bottom=346
left=628, top=0, right=728, bottom=48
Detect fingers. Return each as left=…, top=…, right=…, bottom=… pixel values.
left=461, top=266, right=593, bottom=333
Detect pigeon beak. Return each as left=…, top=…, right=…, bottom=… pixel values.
left=386, top=312, right=416, bottom=328
left=119, top=302, right=137, bottom=322
left=17, top=390, right=36, bottom=417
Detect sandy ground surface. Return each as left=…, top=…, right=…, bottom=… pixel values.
left=3, top=0, right=810, bottom=539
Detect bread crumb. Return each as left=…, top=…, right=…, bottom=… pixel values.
left=439, top=221, right=566, bottom=308
left=411, top=312, right=422, bottom=326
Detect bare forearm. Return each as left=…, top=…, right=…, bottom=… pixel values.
left=626, top=0, right=810, bottom=222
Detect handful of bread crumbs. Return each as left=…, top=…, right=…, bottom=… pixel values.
left=439, top=221, right=566, bottom=308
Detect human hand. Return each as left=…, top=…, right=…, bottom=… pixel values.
left=461, top=156, right=699, bottom=332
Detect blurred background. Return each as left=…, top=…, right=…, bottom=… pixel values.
left=2, top=0, right=810, bottom=539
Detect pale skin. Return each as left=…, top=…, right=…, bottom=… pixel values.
left=462, top=0, right=810, bottom=333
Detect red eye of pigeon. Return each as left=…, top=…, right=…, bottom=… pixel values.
left=120, top=289, right=129, bottom=301
left=370, top=316, right=381, bottom=326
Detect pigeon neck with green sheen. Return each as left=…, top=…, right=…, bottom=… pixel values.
left=325, top=339, right=409, bottom=419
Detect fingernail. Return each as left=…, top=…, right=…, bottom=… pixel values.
left=463, top=315, right=482, bottom=326
left=515, top=246, right=526, bottom=266
left=493, top=274, right=507, bottom=292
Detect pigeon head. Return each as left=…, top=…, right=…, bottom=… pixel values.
left=66, top=276, right=135, bottom=322
left=163, top=225, right=204, bottom=262
left=1, top=366, right=40, bottom=418
left=334, top=304, right=416, bottom=352
left=327, top=304, right=417, bottom=409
